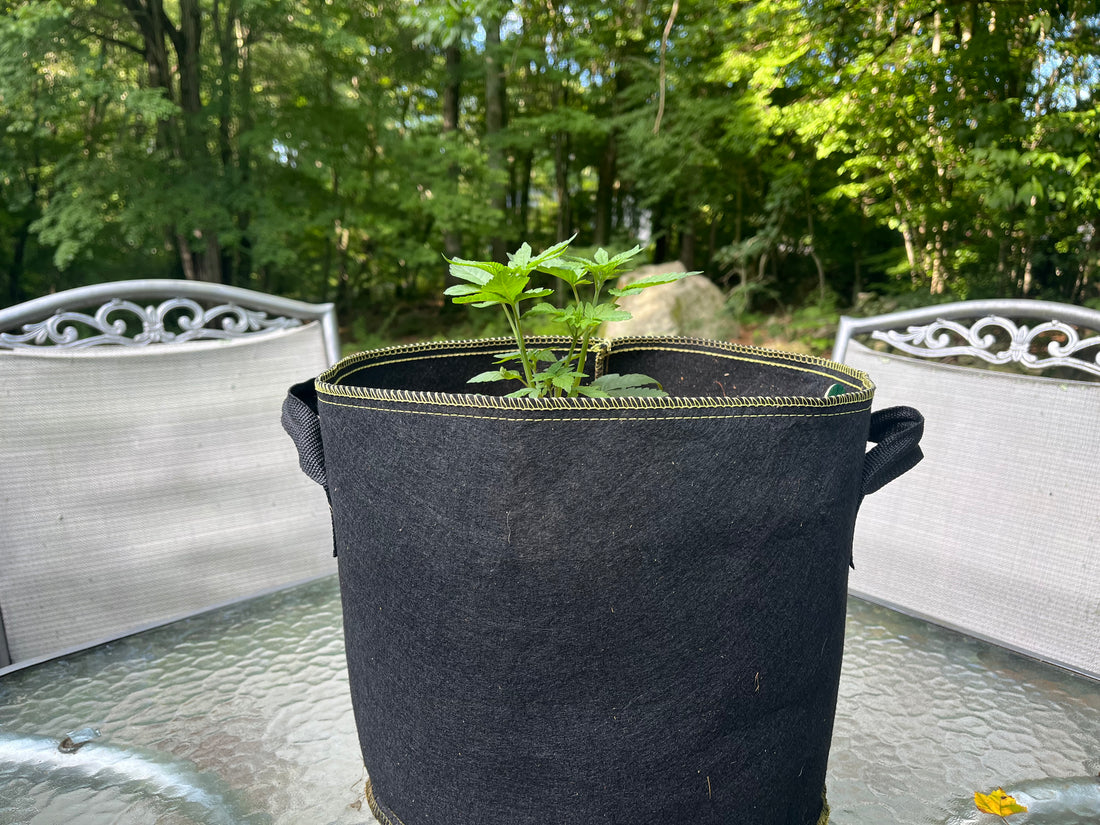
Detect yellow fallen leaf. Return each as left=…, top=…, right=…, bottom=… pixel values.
left=974, top=788, right=1028, bottom=817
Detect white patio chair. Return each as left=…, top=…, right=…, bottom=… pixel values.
left=0, top=281, right=340, bottom=671
left=833, top=299, right=1100, bottom=680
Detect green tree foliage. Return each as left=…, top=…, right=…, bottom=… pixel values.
left=2, top=0, right=1098, bottom=317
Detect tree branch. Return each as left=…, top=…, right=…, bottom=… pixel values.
left=653, top=0, right=680, bottom=135
left=66, top=21, right=145, bottom=55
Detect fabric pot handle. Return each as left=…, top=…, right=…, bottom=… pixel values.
left=861, top=406, right=924, bottom=498
left=282, top=379, right=329, bottom=495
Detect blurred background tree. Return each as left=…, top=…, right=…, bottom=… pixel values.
left=2, top=0, right=1098, bottom=329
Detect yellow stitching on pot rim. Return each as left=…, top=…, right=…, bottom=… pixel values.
left=317, top=383, right=874, bottom=410
left=316, top=336, right=875, bottom=411
left=318, top=396, right=872, bottom=423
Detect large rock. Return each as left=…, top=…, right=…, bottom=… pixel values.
left=604, top=262, right=734, bottom=340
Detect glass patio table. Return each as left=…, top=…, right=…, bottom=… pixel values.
left=1, top=575, right=1096, bottom=824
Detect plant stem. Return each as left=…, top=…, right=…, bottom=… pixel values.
left=503, top=302, right=534, bottom=387
left=568, top=329, right=593, bottom=398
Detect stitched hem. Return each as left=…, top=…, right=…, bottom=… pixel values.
left=366, top=779, right=409, bottom=825
left=364, top=779, right=829, bottom=825
left=317, top=336, right=875, bottom=411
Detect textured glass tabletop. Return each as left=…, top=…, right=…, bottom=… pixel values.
left=1, top=576, right=1096, bottom=824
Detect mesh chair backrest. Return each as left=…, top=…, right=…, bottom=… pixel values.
left=844, top=339, right=1099, bottom=679
left=0, top=324, right=336, bottom=669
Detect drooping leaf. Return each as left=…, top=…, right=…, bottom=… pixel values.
left=974, top=788, right=1028, bottom=817
left=537, top=259, right=591, bottom=287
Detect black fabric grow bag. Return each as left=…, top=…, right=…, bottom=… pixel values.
left=282, top=336, right=923, bottom=825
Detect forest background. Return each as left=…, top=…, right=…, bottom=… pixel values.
left=2, top=0, right=1099, bottom=348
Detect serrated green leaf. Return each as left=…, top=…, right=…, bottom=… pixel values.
left=539, top=264, right=590, bottom=287
left=551, top=373, right=578, bottom=391
left=508, top=242, right=533, bottom=268
left=449, top=292, right=503, bottom=305
left=608, top=271, right=696, bottom=296
left=443, top=283, right=482, bottom=296
left=526, top=348, right=562, bottom=364
left=521, top=288, right=555, bottom=300
left=468, top=368, right=522, bottom=383
left=529, top=235, right=575, bottom=266
left=523, top=303, right=565, bottom=317
left=588, top=304, right=632, bottom=322
left=588, top=373, right=668, bottom=397
left=445, top=258, right=498, bottom=284
left=606, top=245, right=644, bottom=267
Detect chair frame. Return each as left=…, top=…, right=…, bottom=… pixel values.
left=0, top=280, right=340, bottom=365
left=833, top=298, right=1100, bottom=377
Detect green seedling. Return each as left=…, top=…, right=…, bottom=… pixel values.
left=445, top=238, right=693, bottom=399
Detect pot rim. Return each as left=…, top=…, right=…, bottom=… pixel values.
left=316, top=334, right=875, bottom=411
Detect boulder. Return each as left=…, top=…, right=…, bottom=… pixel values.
left=604, top=262, right=735, bottom=340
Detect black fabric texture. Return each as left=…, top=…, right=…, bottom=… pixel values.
left=283, top=336, right=923, bottom=825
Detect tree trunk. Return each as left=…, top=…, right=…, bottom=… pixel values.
left=213, top=0, right=251, bottom=284
left=236, top=20, right=254, bottom=283
left=516, top=149, right=533, bottom=238
left=484, top=14, right=507, bottom=261
left=120, top=0, right=223, bottom=282
left=7, top=218, right=33, bottom=305
left=680, top=222, right=696, bottom=270
left=554, top=126, right=572, bottom=243
left=595, top=134, right=617, bottom=246
left=442, top=43, right=462, bottom=260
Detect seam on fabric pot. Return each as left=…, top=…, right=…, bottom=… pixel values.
left=316, top=397, right=872, bottom=423
left=365, top=782, right=407, bottom=825
left=314, top=387, right=875, bottom=410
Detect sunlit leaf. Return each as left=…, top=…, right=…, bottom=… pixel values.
left=974, top=788, right=1028, bottom=817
